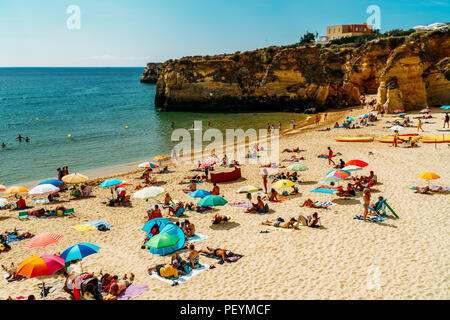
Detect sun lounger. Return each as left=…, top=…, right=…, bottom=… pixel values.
left=369, top=199, right=399, bottom=219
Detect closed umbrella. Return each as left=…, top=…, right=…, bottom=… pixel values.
left=197, top=195, right=228, bottom=207
left=28, top=184, right=60, bottom=196
left=99, top=179, right=123, bottom=188
left=38, top=180, right=63, bottom=188
left=22, top=233, right=63, bottom=249
left=189, top=189, right=211, bottom=198
left=4, top=186, right=29, bottom=194
left=62, top=173, right=89, bottom=184
left=271, top=179, right=295, bottom=189
left=133, top=187, right=164, bottom=200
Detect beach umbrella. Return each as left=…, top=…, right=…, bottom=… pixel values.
left=138, top=162, right=159, bottom=169
left=237, top=185, right=260, bottom=193
left=4, top=186, right=29, bottom=194
left=153, top=156, right=168, bottom=161
left=197, top=195, right=228, bottom=207
left=319, top=177, right=346, bottom=183
left=0, top=185, right=7, bottom=192
left=17, top=254, right=65, bottom=279
left=311, top=186, right=337, bottom=194
left=390, top=125, right=406, bottom=131
left=60, top=243, right=100, bottom=263
left=325, top=169, right=352, bottom=180
left=419, top=108, right=431, bottom=114
left=345, top=160, right=368, bottom=168
left=99, top=179, right=123, bottom=188
left=145, top=233, right=180, bottom=250
left=397, top=113, right=407, bottom=116
left=62, top=173, right=89, bottom=184
left=346, top=117, right=355, bottom=122
left=418, top=172, right=440, bottom=185
left=393, top=109, right=404, bottom=114
left=440, top=106, right=450, bottom=110
left=133, top=186, right=164, bottom=200
left=22, top=232, right=63, bottom=249
left=288, top=164, right=309, bottom=171
left=189, top=189, right=211, bottom=198
left=271, top=179, right=295, bottom=189
left=342, top=165, right=363, bottom=172
left=28, top=184, right=60, bottom=196
left=38, top=179, right=63, bottom=188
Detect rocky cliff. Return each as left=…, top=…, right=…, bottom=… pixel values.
left=143, top=28, right=450, bottom=112
left=140, top=63, right=163, bottom=83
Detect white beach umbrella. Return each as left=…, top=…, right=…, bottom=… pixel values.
left=133, top=187, right=165, bottom=200
left=237, top=185, right=261, bottom=193
left=0, top=185, right=6, bottom=192
left=0, top=198, right=8, bottom=207
left=342, top=165, right=363, bottom=172
left=28, top=184, right=60, bottom=196
left=390, top=125, right=406, bottom=131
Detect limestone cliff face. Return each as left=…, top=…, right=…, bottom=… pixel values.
left=140, top=63, right=163, bottom=84
left=148, top=29, right=449, bottom=112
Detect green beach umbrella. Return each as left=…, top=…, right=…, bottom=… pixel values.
left=287, top=164, right=309, bottom=171
left=197, top=195, right=228, bottom=207
left=145, top=233, right=180, bottom=249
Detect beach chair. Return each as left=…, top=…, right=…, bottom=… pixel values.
left=64, top=208, right=75, bottom=216
left=18, top=211, right=29, bottom=219
left=175, top=207, right=185, bottom=217
left=369, top=199, right=399, bottom=219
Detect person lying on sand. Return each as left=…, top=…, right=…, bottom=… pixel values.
left=199, top=247, right=237, bottom=261
left=282, top=147, right=300, bottom=153
left=158, top=166, right=170, bottom=174
left=184, top=202, right=205, bottom=212
left=135, top=184, right=150, bottom=191
left=10, top=228, right=33, bottom=239
left=2, top=263, right=24, bottom=282
left=107, top=273, right=135, bottom=298
left=282, top=156, right=304, bottom=162
left=263, top=189, right=279, bottom=202
left=182, top=181, right=197, bottom=192
left=148, top=260, right=187, bottom=279
left=415, top=186, right=432, bottom=194
left=261, top=218, right=299, bottom=229
left=298, top=212, right=320, bottom=227
left=212, top=214, right=231, bottom=224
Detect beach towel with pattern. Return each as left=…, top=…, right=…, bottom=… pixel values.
left=353, top=215, right=385, bottom=223
left=117, top=283, right=149, bottom=300
left=149, top=263, right=209, bottom=285
left=187, top=233, right=209, bottom=243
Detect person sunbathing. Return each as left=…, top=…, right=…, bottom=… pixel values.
left=158, top=166, right=169, bottom=174
left=282, top=147, right=300, bottom=153
left=264, top=189, right=279, bottom=202
left=13, top=229, right=33, bottom=239
left=148, top=260, right=187, bottom=279
left=185, top=244, right=200, bottom=269
left=289, top=185, right=299, bottom=195
left=261, top=218, right=299, bottom=229
left=199, top=247, right=237, bottom=261
left=182, top=220, right=195, bottom=238
left=212, top=214, right=231, bottom=224
left=282, top=156, right=304, bottom=162
left=298, top=212, right=320, bottom=227
left=108, top=273, right=135, bottom=298
left=135, top=184, right=149, bottom=191
left=2, top=263, right=24, bottom=282
left=30, top=208, right=50, bottom=217
left=182, top=182, right=197, bottom=192
left=301, top=198, right=315, bottom=207
left=245, top=196, right=266, bottom=213
left=168, top=201, right=185, bottom=216
left=164, top=193, right=174, bottom=206
left=415, top=186, right=431, bottom=194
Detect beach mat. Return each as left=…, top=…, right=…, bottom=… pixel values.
left=1, top=233, right=34, bottom=245
left=117, top=283, right=149, bottom=300
left=231, top=202, right=252, bottom=208
left=149, top=263, right=209, bottom=285
left=187, top=233, right=209, bottom=243
left=86, top=220, right=113, bottom=228
left=265, top=226, right=296, bottom=232
left=72, top=224, right=97, bottom=232
left=353, top=215, right=385, bottom=223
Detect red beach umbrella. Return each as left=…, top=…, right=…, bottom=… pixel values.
left=344, top=160, right=368, bottom=168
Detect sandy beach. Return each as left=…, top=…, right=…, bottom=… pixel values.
left=1, top=104, right=449, bottom=300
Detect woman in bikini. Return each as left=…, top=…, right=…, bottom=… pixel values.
left=261, top=218, right=299, bottom=229
left=362, top=188, right=371, bottom=222
left=199, top=247, right=236, bottom=261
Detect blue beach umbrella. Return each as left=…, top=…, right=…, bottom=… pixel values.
left=38, top=179, right=63, bottom=188
left=60, top=243, right=100, bottom=263
left=189, top=189, right=211, bottom=198
left=311, top=187, right=337, bottom=194
left=142, top=217, right=173, bottom=233
left=347, top=117, right=355, bottom=122
left=99, top=179, right=123, bottom=188
left=440, top=106, right=450, bottom=110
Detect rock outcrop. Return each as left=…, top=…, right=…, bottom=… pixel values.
left=146, top=28, right=449, bottom=112
left=140, top=63, right=163, bottom=84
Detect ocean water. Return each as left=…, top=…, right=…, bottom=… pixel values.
left=0, top=68, right=305, bottom=186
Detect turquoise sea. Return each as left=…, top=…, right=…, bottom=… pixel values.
left=0, top=68, right=305, bottom=186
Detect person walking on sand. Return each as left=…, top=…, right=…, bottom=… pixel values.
left=324, top=113, right=328, bottom=122
left=417, top=119, right=424, bottom=132
left=444, top=112, right=449, bottom=128
left=278, top=121, right=282, bottom=132
left=292, top=119, right=296, bottom=129
left=362, top=188, right=371, bottom=222
left=393, top=130, right=399, bottom=148
left=262, top=171, right=268, bottom=194
left=327, top=146, right=336, bottom=166
left=315, top=114, right=320, bottom=125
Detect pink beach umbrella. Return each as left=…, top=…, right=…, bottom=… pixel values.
left=22, top=232, right=63, bottom=249
left=0, top=185, right=6, bottom=192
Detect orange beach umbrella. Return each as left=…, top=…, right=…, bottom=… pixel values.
left=4, top=186, right=29, bottom=194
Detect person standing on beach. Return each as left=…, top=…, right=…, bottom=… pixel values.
left=315, top=115, right=320, bottom=125
left=292, top=119, right=296, bottom=129
left=362, top=188, right=371, bottom=222
left=63, top=166, right=69, bottom=176
left=271, top=125, right=275, bottom=135
left=267, top=123, right=271, bottom=134
left=327, top=147, right=336, bottom=166
left=417, top=119, right=424, bottom=132
left=444, top=113, right=449, bottom=128
left=324, top=113, right=328, bottom=122
left=57, top=168, right=63, bottom=181
left=278, top=121, right=282, bottom=132
left=393, top=130, right=399, bottom=148
left=262, top=171, right=268, bottom=194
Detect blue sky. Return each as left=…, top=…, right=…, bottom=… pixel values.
left=1, top=0, right=448, bottom=67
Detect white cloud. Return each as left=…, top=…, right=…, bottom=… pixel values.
left=80, top=55, right=154, bottom=61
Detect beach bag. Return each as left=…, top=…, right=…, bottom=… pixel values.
left=263, top=204, right=269, bottom=213
left=246, top=193, right=252, bottom=200
left=57, top=210, right=63, bottom=217
left=281, top=191, right=289, bottom=196
left=276, top=217, right=284, bottom=222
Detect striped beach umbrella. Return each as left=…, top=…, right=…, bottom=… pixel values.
left=325, top=169, right=352, bottom=180
left=138, top=162, right=159, bottom=169
left=22, top=233, right=63, bottom=249
left=60, top=243, right=100, bottom=263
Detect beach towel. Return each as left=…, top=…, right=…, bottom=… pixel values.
left=86, top=220, right=114, bottom=228
left=353, top=215, right=385, bottom=223
left=200, top=253, right=243, bottom=264
left=1, top=233, right=34, bottom=245
left=266, top=226, right=295, bottom=232
left=269, top=197, right=289, bottom=203
left=33, top=199, right=49, bottom=204
left=313, top=201, right=336, bottom=209
left=149, top=263, right=209, bottom=285
left=183, top=181, right=204, bottom=185
left=117, top=283, right=149, bottom=300
left=72, top=224, right=97, bottom=232
left=231, top=202, right=252, bottom=208
left=187, top=233, right=209, bottom=243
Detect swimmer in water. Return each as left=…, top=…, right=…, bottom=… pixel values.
left=1, top=142, right=5, bottom=148
left=16, top=135, right=23, bottom=142
left=25, top=137, right=30, bottom=143
left=171, top=121, right=175, bottom=128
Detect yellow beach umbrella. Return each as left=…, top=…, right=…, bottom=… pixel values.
left=154, top=156, right=168, bottom=161
left=62, top=173, right=89, bottom=184
left=4, top=186, right=29, bottom=194
left=271, top=179, right=295, bottom=189
left=418, top=172, right=440, bottom=182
